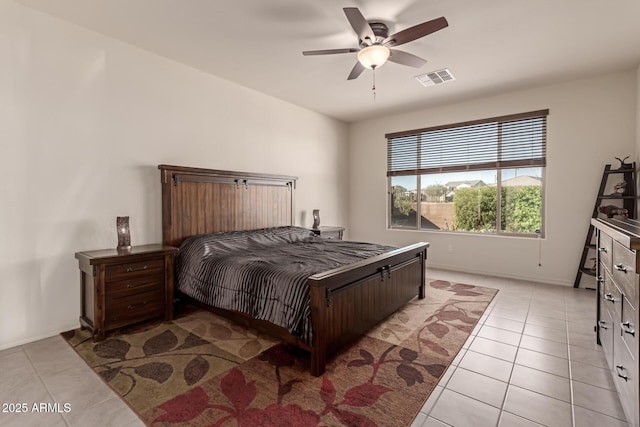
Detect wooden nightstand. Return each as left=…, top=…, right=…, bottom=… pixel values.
left=75, top=244, right=178, bottom=342
left=311, top=226, right=345, bottom=240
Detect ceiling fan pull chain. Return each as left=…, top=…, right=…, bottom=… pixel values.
left=372, top=67, right=376, bottom=100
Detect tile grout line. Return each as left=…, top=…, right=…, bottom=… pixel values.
left=564, top=290, right=630, bottom=425
left=414, top=281, right=493, bottom=426
left=420, top=285, right=500, bottom=426
left=495, top=284, right=534, bottom=427
left=21, top=342, right=72, bottom=427
left=565, top=288, right=576, bottom=427
left=422, top=310, right=484, bottom=424
left=427, top=280, right=606, bottom=426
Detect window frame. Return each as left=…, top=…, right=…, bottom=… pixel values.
left=386, top=110, right=548, bottom=237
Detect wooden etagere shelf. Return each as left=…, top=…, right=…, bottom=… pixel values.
left=574, top=163, right=638, bottom=288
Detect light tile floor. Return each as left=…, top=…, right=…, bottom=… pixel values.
left=0, top=268, right=629, bottom=427
left=412, top=268, right=629, bottom=427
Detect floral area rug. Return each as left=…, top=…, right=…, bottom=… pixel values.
left=62, top=279, right=497, bottom=426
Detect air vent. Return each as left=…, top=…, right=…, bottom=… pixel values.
left=415, top=68, right=455, bottom=87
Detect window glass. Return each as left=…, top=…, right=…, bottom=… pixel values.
left=420, top=171, right=498, bottom=232
left=385, top=110, right=547, bottom=236
left=501, top=168, right=543, bottom=233
left=390, top=176, right=417, bottom=228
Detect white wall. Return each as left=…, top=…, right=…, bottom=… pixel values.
left=637, top=65, right=640, bottom=203
left=0, top=1, right=349, bottom=350
left=348, top=71, right=638, bottom=286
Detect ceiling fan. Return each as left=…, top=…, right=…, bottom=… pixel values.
left=303, top=7, right=448, bottom=80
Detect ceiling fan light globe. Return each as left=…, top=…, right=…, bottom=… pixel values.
left=357, top=45, right=390, bottom=69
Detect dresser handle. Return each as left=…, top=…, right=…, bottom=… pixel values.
left=614, top=263, right=629, bottom=273
left=127, top=301, right=148, bottom=310
left=615, top=365, right=629, bottom=381
left=598, top=320, right=608, bottom=330
left=126, top=281, right=148, bottom=288
left=126, top=265, right=148, bottom=273
left=598, top=247, right=608, bottom=253
left=621, top=321, right=636, bottom=337
left=604, top=293, right=615, bottom=302
left=597, top=276, right=604, bottom=283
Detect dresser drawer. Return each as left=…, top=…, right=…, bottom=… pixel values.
left=614, top=337, right=637, bottom=425
left=106, top=274, right=165, bottom=296
left=592, top=218, right=640, bottom=427
left=105, top=258, right=164, bottom=282
left=599, top=263, right=607, bottom=300
left=603, top=271, right=623, bottom=321
left=612, top=241, right=637, bottom=304
left=599, top=231, right=613, bottom=274
left=105, top=289, right=165, bottom=329
left=598, top=304, right=615, bottom=371
left=621, top=296, right=637, bottom=355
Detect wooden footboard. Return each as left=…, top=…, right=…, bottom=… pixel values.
left=308, top=242, right=428, bottom=376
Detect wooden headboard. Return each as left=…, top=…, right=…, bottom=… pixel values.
left=158, top=165, right=297, bottom=248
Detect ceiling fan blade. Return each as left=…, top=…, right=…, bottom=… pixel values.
left=388, top=49, right=427, bottom=68
left=347, top=62, right=365, bottom=80
left=303, top=48, right=359, bottom=56
left=384, top=16, right=448, bottom=47
left=343, top=7, right=375, bottom=43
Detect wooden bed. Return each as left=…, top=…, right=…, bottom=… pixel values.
left=159, top=164, right=429, bottom=376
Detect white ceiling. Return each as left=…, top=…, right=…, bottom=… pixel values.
left=16, top=0, right=640, bottom=123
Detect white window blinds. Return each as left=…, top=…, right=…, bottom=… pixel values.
left=386, top=109, right=548, bottom=177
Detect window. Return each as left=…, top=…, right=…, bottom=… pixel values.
left=386, top=110, right=548, bottom=236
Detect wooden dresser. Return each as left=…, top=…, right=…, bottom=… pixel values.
left=75, top=244, right=178, bottom=341
left=593, top=217, right=639, bottom=426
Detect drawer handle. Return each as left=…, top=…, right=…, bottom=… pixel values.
left=604, top=293, right=615, bottom=302
left=615, top=365, right=629, bottom=381
left=597, top=276, right=604, bottom=284
left=127, top=301, right=148, bottom=310
left=598, top=320, right=609, bottom=330
left=126, top=265, right=148, bottom=273
left=614, top=263, right=629, bottom=273
left=621, top=321, right=636, bottom=337
left=126, top=281, right=148, bottom=289
left=598, top=247, right=608, bottom=253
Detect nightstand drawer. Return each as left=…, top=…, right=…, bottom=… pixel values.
left=105, top=289, right=165, bottom=329
left=105, top=258, right=164, bottom=282
left=312, top=226, right=345, bottom=240
left=106, top=275, right=165, bottom=296
left=321, top=231, right=342, bottom=239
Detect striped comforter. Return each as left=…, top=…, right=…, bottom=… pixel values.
left=175, top=226, right=396, bottom=344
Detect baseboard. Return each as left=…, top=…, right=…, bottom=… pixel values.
left=0, top=321, right=81, bottom=352
left=426, top=263, right=574, bottom=287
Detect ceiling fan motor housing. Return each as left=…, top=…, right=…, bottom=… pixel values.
left=360, top=22, right=389, bottom=47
